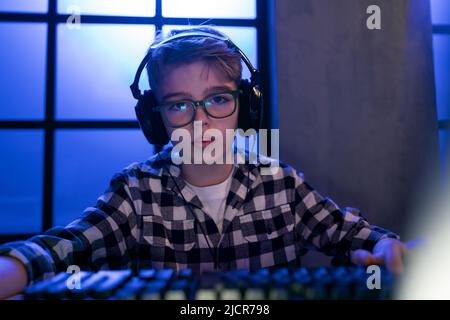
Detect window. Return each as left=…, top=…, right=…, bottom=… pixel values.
left=0, top=130, right=44, bottom=234
left=161, top=0, right=256, bottom=19
left=430, top=0, right=450, bottom=176
left=54, top=129, right=153, bottom=226
left=58, top=0, right=156, bottom=17
left=0, top=0, right=270, bottom=241
left=0, top=0, right=48, bottom=13
left=430, top=0, right=450, bottom=25
left=0, top=23, right=47, bottom=120
left=56, top=24, right=155, bottom=120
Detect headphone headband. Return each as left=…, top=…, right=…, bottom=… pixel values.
left=130, top=30, right=260, bottom=100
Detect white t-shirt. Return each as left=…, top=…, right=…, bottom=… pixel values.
left=185, top=168, right=234, bottom=233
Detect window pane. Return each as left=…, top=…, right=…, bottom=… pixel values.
left=439, top=130, right=449, bottom=177
left=0, top=130, right=43, bottom=234
left=58, top=0, right=155, bottom=17
left=54, top=129, right=154, bottom=226
left=162, top=0, right=256, bottom=19
left=0, top=23, right=46, bottom=120
left=162, top=25, right=257, bottom=80
left=430, top=0, right=450, bottom=24
left=0, top=0, right=47, bottom=13
left=56, top=24, right=155, bottom=120
left=433, top=35, right=450, bottom=121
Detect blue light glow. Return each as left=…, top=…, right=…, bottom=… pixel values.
left=58, top=0, right=155, bottom=17
left=0, top=0, right=48, bottom=13
left=433, top=35, right=450, bottom=121
left=0, top=130, right=43, bottom=234
left=0, top=22, right=47, bottom=120
left=162, top=0, right=256, bottom=19
left=53, top=129, right=154, bottom=227
left=430, top=0, right=450, bottom=24
left=56, top=24, right=155, bottom=120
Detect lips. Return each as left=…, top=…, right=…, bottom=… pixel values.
left=200, top=140, right=212, bottom=147
left=193, top=136, right=215, bottom=147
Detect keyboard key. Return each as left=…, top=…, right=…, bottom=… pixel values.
left=140, top=280, right=167, bottom=300
left=91, top=270, right=132, bottom=299
left=113, top=277, right=147, bottom=300
left=24, top=272, right=71, bottom=299
left=138, top=269, right=156, bottom=281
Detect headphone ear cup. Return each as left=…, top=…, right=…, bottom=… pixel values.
left=134, top=90, right=170, bottom=146
left=238, top=79, right=252, bottom=132
left=249, top=85, right=263, bottom=131
left=238, top=79, right=263, bottom=131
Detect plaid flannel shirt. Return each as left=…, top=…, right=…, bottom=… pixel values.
left=0, top=144, right=399, bottom=284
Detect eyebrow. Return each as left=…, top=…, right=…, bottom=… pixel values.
left=161, top=85, right=235, bottom=102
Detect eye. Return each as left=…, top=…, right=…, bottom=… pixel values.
left=168, top=101, right=189, bottom=112
left=208, top=94, right=231, bottom=105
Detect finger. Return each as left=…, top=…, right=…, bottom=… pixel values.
left=351, top=250, right=378, bottom=266
left=372, top=252, right=385, bottom=265
left=384, top=243, right=404, bottom=275
left=350, top=250, right=367, bottom=265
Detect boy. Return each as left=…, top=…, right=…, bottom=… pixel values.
left=0, top=27, right=406, bottom=299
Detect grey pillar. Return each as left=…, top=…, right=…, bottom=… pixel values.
left=275, top=0, right=439, bottom=266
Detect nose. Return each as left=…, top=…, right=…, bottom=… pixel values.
left=194, top=104, right=210, bottom=125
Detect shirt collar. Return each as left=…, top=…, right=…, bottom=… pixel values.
left=155, top=143, right=258, bottom=210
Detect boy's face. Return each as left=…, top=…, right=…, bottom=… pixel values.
left=158, top=60, right=239, bottom=161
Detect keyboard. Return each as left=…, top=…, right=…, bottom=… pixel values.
left=23, top=266, right=394, bottom=300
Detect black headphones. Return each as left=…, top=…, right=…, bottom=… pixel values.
left=130, top=30, right=264, bottom=146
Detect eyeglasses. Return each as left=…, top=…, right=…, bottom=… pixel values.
left=153, top=90, right=241, bottom=128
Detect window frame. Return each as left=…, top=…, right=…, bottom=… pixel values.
left=0, top=0, right=274, bottom=242
left=432, top=5, right=450, bottom=175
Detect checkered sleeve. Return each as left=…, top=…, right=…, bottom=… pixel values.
left=292, top=170, right=399, bottom=256
left=0, top=172, right=138, bottom=285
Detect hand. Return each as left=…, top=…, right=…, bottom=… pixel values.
left=0, top=256, right=28, bottom=299
left=350, top=238, right=410, bottom=275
